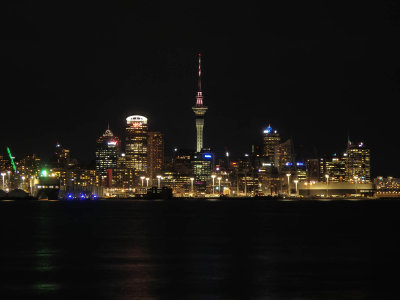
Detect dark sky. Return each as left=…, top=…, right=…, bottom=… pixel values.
left=1, top=1, right=400, bottom=176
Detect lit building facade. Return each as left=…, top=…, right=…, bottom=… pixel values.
left=320, top=154, right=346, bottom=182
left=275, top=139, right=294, bottom=172
left=306, top=158, right=320, bottom=182
left=95, top=128, right=121, bottom=177
left=191, top=149, right=213, bottom=186
left=112, top=154, right=136, bottom=188
left=263, top=125, right=280, bottom=162
left=125, top=115, right=148, bottom=175
left=345, top=142, right=371, bottom=182
left=147, top=131, right=163, bottom=179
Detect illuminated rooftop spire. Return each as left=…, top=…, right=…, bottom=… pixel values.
left=196, top=53, right=203, bottom=106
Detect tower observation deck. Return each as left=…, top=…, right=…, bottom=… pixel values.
left=192, top=53, right=208, bottom=152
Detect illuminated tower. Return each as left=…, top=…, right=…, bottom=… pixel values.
left=263, top=125, right=280, bottom=162
left=125, top=115, right=148, bottom=175
left=192, top=53, right=208, bottom=152
left=95, top=126, right=121, bottom=176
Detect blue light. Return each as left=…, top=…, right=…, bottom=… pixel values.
left=68, top=194, right=72, bottom=199
left=203, top=154, right=212, bottom=159
left=285, top=162, right=293, bottom=166
left=296, top=162, right=304, bottom=166
left=264, top=125, right=272, bottom=134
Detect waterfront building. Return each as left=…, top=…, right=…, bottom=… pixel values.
left=375, top=177, right=400, bottom=197
left=112, top=153, right=136, bottom=188
left=306, top=159, right=320, bottom=182
left=320, top=154, right=346, bottom=182
left=191, top=149, right=213, bottom=186
left=192, top=53, right=208, bottom=152
left=95, top=127, right=121, bottom=177
left=297, top=181, right=375, bottom=197
left=125, top=115, right=148, bottom=175
left=16, top=154, right=41, bottom=178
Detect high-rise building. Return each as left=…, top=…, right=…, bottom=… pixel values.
left=125, top=115, right=148, bottom=175
left=321, top=154, right=346, bottom=182
left=306, top=158, right=320, bottom=182
left=147, top=131, right=163, bottom=179
left=263, top=125, right=280, bottom=162
left=54, top=143, right=71, bottom=169
left=192, top=53, right=208, bottom=152
left=191, top=149, right=213, bottom=187
left=95, top=127, right=121, bottom=177
left=345, top=141, right=371, bottom=182
left=16, top=154, right=41, bottom=178
left=112, top=154, right=136, bottom=188
left=275, top=139, right=294, bottom=172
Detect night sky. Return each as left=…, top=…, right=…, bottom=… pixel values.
left=2, top=1, right=400, bottom=176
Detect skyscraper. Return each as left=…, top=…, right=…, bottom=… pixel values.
left=345, top=141, right=371, bottom=182
left=192, top=53, right=208, bottom=153
left=95, top=127, right=121, bottom=177
left=125, top=115, right=148, bottom=175
left=263, top=125, right=280, bottom=162
left=147, top=131, right=164, bottom=179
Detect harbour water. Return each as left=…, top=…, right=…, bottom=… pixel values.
left=0, top=198, right=399, bottom=299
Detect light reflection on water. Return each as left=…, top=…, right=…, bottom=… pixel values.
left=0, top=199, right=399, bottom=298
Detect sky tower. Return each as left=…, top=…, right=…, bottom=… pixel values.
left=192, top=53, right=208, bottom=152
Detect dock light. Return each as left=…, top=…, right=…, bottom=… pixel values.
left=211, top=175, right=216, bottom=194
left=190, top=177, right=194, bottom=193
left=217, top=177, right=222, bottom=195
left=286, top=173, right=291, bottom=195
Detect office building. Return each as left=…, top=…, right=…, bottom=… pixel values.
left=95, top=127, right=121, bottom=177
left=125, top=115, right=148, bottom=175
left=148, top=131, right=163, bottom=179
left=263, top=125, right=280, bottom=162
left=345, top=141, right=371, bottom=182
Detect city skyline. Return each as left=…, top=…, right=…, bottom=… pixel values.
left=2, top=2, right=400, bottom=176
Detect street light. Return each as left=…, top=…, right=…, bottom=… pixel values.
left=211, top=174, right=216, bottom=194
left=190, top=177, right=194, bottom=193
left=1, top=173, right=6, bottom=190
left=156, top=175, right=162, bottom=189
left=325, top=174, right=329, bottom=197
left=21, top=176, right=25, bottom=190
left=294, top=180, right=299, bottom=196
left=140, top=176, right=145, bottom=187
left=286, top=173, right=291, bottom=195
left=217, top=177, right=222, bottom=195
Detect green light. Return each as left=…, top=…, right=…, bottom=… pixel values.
left=41, top=170, right=48, bottom=177
left=6, top=147, right=17, bottom=172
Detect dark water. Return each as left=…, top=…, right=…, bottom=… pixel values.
left=1, top=199, right=400, bottom=299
